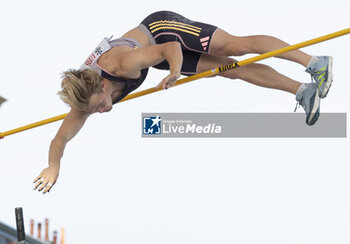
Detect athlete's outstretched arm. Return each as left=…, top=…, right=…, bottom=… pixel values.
left=120, top=41, right=183, bottom=89
left=33, top=108, right=90, bottom=194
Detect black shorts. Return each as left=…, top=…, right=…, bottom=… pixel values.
left=138, top=11, right=218, bottom=76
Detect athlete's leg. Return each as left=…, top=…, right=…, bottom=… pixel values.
left=197, top=54, right=301, bottom=95
left=209, top=29, right=312, bottom=67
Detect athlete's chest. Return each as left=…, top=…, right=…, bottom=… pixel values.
left=98, top=46, right=141, bottom=79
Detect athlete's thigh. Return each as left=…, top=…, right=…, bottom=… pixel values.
left=209, top=28, right=247, bottom=56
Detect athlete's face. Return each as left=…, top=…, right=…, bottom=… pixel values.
left=88, top=90, right=113, bottom=114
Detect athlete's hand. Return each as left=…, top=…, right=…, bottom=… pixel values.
left=156, top=72, right=181, bottom=90
left=33, top=166, right=59, bottom=194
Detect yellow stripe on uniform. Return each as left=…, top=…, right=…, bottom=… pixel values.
left=149, top=20, right=202, bottom=31
left=150, top=23, right=201, bottom=33
left=151, top=26, right=200, bottom=36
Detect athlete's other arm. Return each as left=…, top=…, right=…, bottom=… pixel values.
left=33, top=108, right=90, bottom=194
left=32, top=42, right=183, bottom=193
left=120, top=41, right=183, bottom=89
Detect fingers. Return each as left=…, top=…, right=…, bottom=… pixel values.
left=33, top=175, right=42, bottom=184
left=156, top=73, right=180, bottom=90
left=166, top=80, right=176, bottom=89
left=33, top=177, right=44, bottom=190
left=42, top=182, right=53, bottom=194
left=33, top=176, right=54, bottom=194
left=165, top=74, right=179, bottom=89
left=156, top=79, right=176, bottom=90
left=38, top=180, right=49, bottom=192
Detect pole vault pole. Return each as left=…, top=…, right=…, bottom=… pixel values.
left=0, top=28, right=349, bottom=139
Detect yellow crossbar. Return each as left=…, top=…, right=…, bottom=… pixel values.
left=1, top=28, right=349, bottom=139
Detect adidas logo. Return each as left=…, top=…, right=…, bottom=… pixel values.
left=200, top=36, right=210, bottom=51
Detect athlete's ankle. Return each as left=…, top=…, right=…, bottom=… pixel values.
left=296, top=83, right=307, bottom=96
left=306, top=56, right=320, bottom=68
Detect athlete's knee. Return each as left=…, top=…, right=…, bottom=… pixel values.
left=219, top=63, right=259, bottom=80
left=213, top=57, right=241, bottom=79
left=219, top=69, right=241, bottom=79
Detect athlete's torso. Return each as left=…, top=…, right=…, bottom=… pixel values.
left=98, top=27, right=152, bottom=78
left=80, top=28, right=151, bottom=104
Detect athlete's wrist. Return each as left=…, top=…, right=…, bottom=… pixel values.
left=48, top=161, right=60, bottom=169
left=170, top=69, right=181, bottom=75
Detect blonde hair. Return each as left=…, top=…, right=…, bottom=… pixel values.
left=58, top=69, right=102, bottom=110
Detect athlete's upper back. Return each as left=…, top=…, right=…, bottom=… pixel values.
left=80, top=37, right=140, bottom=74
left=80, top=37, right=149, bottom=104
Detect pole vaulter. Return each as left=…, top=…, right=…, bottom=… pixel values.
left=0, top=28, right=349, bottom=139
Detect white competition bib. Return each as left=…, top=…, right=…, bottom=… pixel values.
left=80, top=37, right=112, bottom=70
